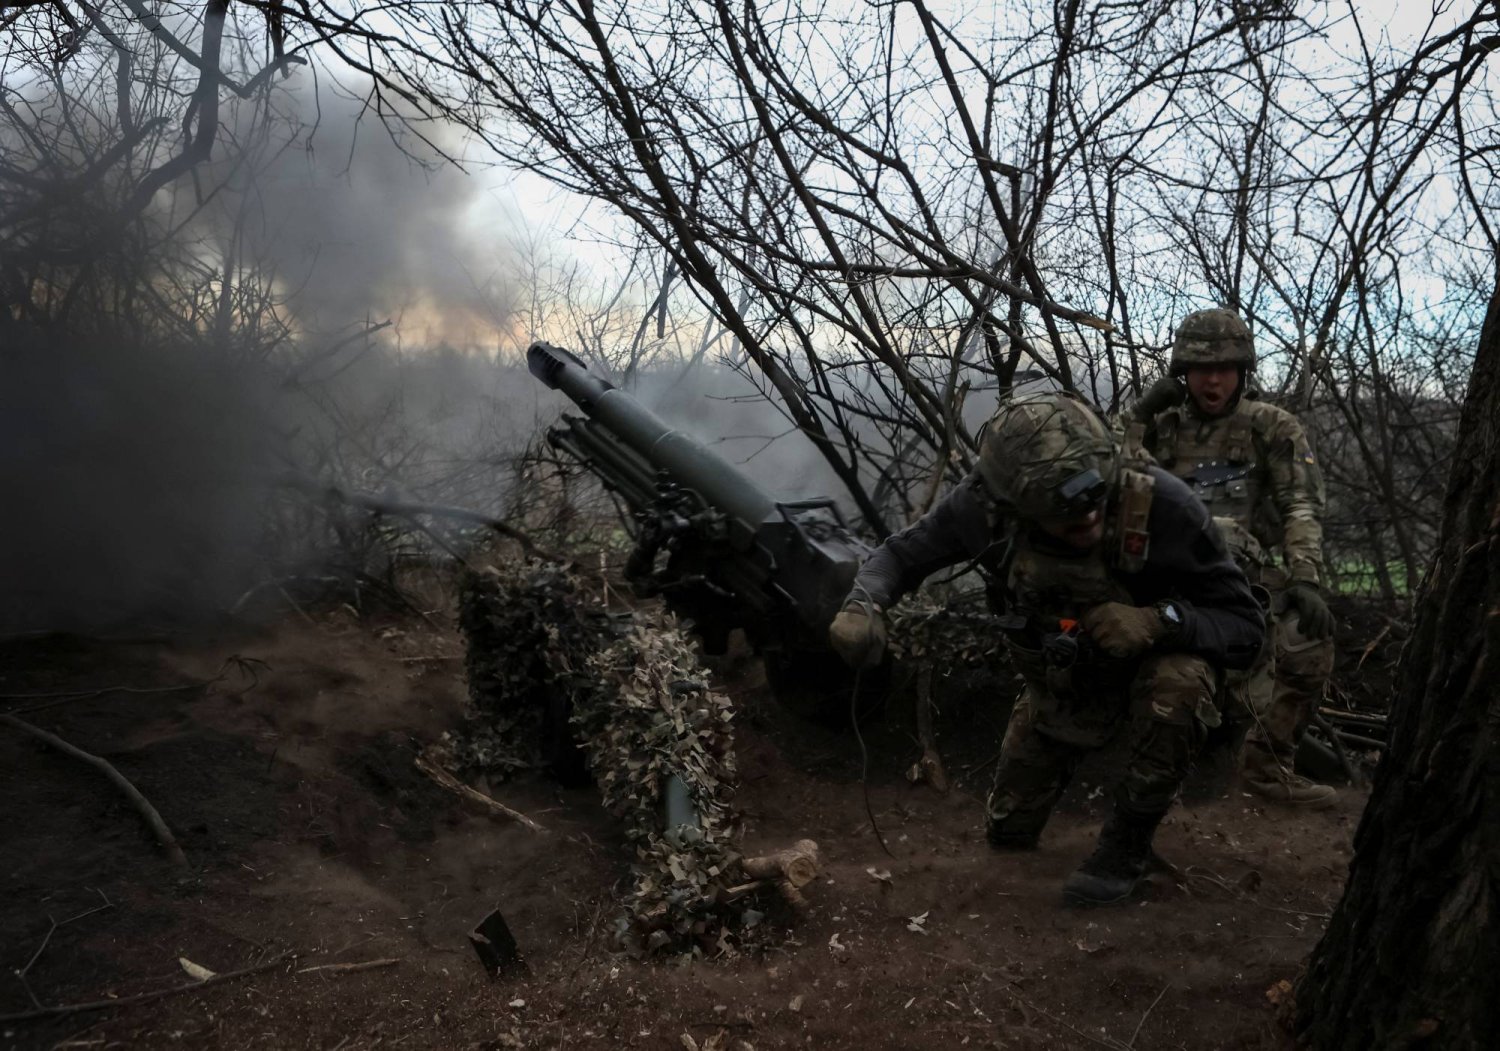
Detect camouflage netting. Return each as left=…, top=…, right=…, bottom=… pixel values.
left=454, top=562, right=762, bottom=959
left=887, top=596, right=1014, bottom=674
left=452, top=564, right=612, bottom=777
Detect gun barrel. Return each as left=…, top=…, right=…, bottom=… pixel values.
left=528, top=342, right=776, bottom=527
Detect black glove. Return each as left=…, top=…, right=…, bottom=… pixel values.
left=1133, top=375, right=1187, bottom=421
left=1281, top=582, right=1334, bottom=639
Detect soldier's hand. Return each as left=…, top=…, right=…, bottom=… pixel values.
left=1281, top=582, right=1334, bottom=639
left=1133, top=375, right=1187, bottom=421
left=828, top=603, right=888, bottom=669
left=1081, top=602, right=1163, bottom=658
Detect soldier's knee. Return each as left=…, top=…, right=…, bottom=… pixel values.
left=1274, top=619, right=1335, bottom=682
left=1118, top=719, right=1201, bottom=814
left=1132, top=653, right=1220, bottom=732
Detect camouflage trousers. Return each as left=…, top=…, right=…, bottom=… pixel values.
left=985, top=651, right=1219, bottom=844
left=1228, top=601, right=1336, bottom=776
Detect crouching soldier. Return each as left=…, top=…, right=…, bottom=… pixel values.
left=1130, top=308, right=1338, bottom=808
left=828, top=392, right=1264, bottom=907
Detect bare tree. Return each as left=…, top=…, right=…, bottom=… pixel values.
left=1294, top=250, right=1499, bottom=1046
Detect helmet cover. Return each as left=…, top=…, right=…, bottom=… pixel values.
left=977, top=392, right=1119, bottom=519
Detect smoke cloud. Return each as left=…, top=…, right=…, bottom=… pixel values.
left=222, top=80, right=510, bottom=346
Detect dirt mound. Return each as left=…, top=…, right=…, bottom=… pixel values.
left=1, top=615, right=1357, bottom=1050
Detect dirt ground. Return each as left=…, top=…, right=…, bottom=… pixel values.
left=0, top=603, right=1379, bottom=1051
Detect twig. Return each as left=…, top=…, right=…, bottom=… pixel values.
left=0, top=952, right=296, bottom=1023
left=1316, top=706, right=1388, bottom=728
left=0, top=683, right=202, bottom=703
left=280, top=474, right=562, bottom=563
left=1254, top=904, right=1333, bottom=921
left=850, top=667, right=895, bottom=859
left=1310, top=710, right=1367, bottom=786
left=1, top=714, right=188, bottom=867
left=297, top=958, right=400, bottom=975
left=1127, top=982, right=1171, bottom=1048
left=3, top=656, right=255, bottom=714
left=1356, top=622, right=1393, bottom=669
left=910, top=666, right=950, bottom=794
left=19, top=919, right=57, bottom=979
left=414, top=751, right=547, bottom=833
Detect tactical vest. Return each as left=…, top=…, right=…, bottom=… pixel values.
left=1152, top=406, right=1258, bottom=535
left=980, top=461, right=1156, bottom=628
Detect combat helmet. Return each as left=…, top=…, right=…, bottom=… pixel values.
left=977, top=392, right=1118, bottom=520
left=1170, top=307, right=1254, bottom=374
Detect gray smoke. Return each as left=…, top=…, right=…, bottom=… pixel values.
left=222, top=80, right=509, bottom=344
left=0, top=75, right=523, bottom=633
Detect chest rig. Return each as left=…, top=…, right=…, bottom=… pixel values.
left=979, top=457, right=1156, bottom=630
left=1153, top=406, right=1257, bottom=532
left=979, top=463, right=1153, bottom=699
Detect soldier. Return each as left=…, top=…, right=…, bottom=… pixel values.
left=1129, top=307, right=1337, bottom=807
left=827, top=392, right=1265, bottom=907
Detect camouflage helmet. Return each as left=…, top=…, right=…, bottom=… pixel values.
left=1170, top=307, right=1254, bottom=373
left=977, top=392, right=1118, bottom=520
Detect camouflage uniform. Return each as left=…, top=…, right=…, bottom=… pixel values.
left=1137, top=308, right=1337, bottom=805
left=837, top=393, right=1265, bottom=904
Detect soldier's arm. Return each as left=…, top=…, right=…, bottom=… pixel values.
left=1139, top=471, right=1266, bottom=670
left=850, top=475, right=992, bottom=608
left=1261, top=410, right=1327, bottom=586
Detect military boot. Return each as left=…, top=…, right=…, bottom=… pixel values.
left=1240, top=741, right=1337, bottom=808
left=985, top=805, right=1052, bottom=851
left=1061, top=806, right=1166, bottom=907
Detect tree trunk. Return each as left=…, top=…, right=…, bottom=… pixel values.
left=1295, top=271, right=1500, bottom=1049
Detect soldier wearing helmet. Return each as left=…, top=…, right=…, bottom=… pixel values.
left=828, top=391, right=1264, bottom=907
left=1129, top=307, right=1337, bottom=807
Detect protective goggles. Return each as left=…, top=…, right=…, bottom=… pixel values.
left=1050, top=468, right=1107, bottom=517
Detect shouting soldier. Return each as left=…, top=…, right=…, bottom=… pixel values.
left=827, top=392, right=1264, bottom=907
left=1129, top=307, right=1337, bottom=807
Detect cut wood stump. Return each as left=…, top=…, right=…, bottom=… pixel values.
left=737, top=838, right=821, bottom=905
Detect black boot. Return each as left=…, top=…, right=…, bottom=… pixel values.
left=985, top=803, right=1055, bottom=851
left=986, top=823, right=1040, bottom=851
left=1061, top=806, right=1166, bottom=907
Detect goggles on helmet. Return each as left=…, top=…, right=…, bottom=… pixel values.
left=1048, top=468, right=1107, bottom=518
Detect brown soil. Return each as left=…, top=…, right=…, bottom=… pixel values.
left=0, top=610, right=1365, bottom=1051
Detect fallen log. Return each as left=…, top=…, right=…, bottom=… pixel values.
left=736, top=839, right=821, bottom=905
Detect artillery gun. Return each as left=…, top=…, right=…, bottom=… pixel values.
left=527, top=341, right=870, bottom=710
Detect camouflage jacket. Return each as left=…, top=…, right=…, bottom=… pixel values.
left=851, top=467, right=1265, bottom=671
left=1142, top=394, right=1326, bottom=588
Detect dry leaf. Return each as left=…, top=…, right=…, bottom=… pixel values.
left=1264, top=979, right=1294, bottom=1007
left=178, top=958, right=216, bottom=982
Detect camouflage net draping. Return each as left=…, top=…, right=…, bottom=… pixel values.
left=453, top=563, right=761, bottom=958
left=886, top=595, right=1014, bottom=673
